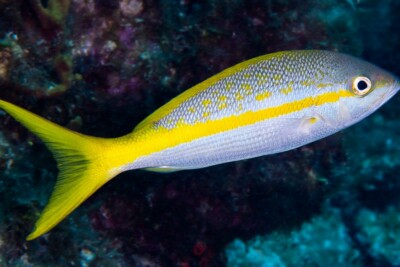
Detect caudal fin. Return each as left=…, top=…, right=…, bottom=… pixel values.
left=0, top=100, right=120, bottom=240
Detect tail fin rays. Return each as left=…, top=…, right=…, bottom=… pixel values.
left=0, top=100, right=117, bottom=240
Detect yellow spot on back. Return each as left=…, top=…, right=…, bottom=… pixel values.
left=273, top=74, right=282, bottom=81
left=256, top=73, right=265, bottom=79
left=301, top=80, right=314, bottom=87
left=188, top=106, right=196, bottom=113
left=242, top=84, right=253, bottom=95
left=284, top=65, right=294, bottom=72
left=219, top=95, right=227, bottom=102
left=226, top=82, right=234, bottom=91
left=255, top=91, right=271, bottom=101
left=176, top=117, right=186, bottom=127
left=258, top=80, right=267, bottom=86
left=242, top=84, right=252, bottom=91
left=218, top=103, right=227, bottom=110
left=203, top=112, right=210, bottom=118
left=218, top=95, right=228, bottom=110
left=202, top=99, right=212, bottom=107
left=236, top=92, right=244, bottom=101
left=280, top=86, right=293, bottom=95
left=244, top=73, right=251, bottom=79
left=316, top=83, right=333, bottom=89
left=257, top=73, right=268, bottom=86
left=246, top=90, right=253, bottom=95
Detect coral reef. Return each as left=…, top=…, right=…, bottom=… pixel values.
left=357, top=207, right=400, bottom=265
left=0, top=0, right=399, bottom=266
left=226, top=209, right=362, bottom=267
left=226, top=205, right=400, bottom=267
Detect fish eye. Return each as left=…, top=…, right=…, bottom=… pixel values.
left=352, top=76, right=372, bottom=96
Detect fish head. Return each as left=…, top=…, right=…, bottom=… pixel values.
left=326, top=53, right=400, bottom=128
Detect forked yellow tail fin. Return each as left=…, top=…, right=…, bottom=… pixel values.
left=0, top=100, right=120, bottom=240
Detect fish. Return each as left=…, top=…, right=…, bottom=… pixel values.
left=0, top=50, right=399, bottom=240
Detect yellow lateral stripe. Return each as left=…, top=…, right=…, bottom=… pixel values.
left=112, top=89, right=353, bottom=168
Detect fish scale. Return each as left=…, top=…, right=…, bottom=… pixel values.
left=147, top=51, right=335, bottom=132
left=0, top=50, right=398, bottom=239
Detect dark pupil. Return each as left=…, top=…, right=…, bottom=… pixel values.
left=357, top=80, right=368, bottom=90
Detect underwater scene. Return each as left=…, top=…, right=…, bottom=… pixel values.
left=1, top=0, right=400, bottom=266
